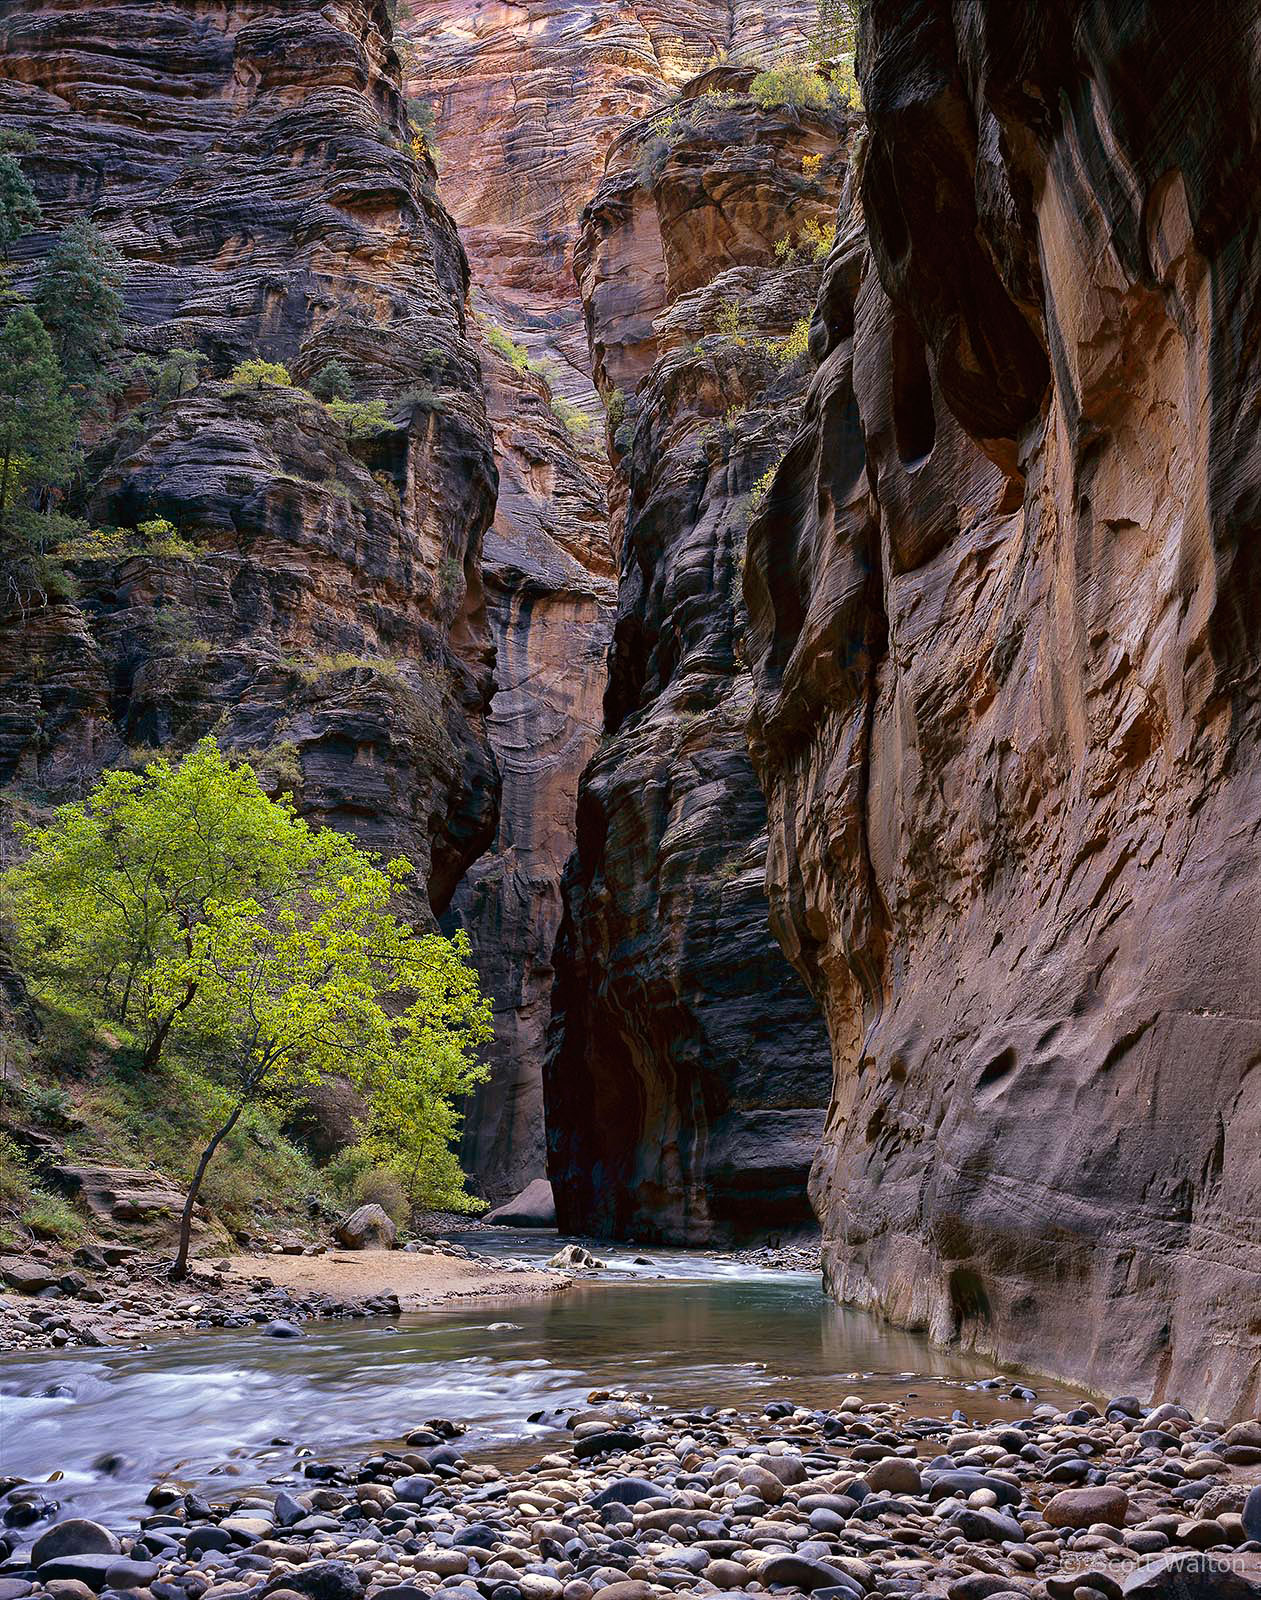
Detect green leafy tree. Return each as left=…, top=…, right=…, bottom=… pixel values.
left=2, top=738, right=492, bottom=1277
left=0, top=305, right=77, bottom=532
left=309, top=359, right=354, bottom=401
left=35, top=220, right=126, bottom=407
left=324, top=396, right=390, bottom=441
left=0, top=147, right=39, bottom=268
left=133, top=346, right=207, bottom=402
left=227, top=358, right=292, bottom=389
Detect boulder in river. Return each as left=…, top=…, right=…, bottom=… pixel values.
left=333, top=1204, right=395, bottom=1250
left=548, top=1243, right=603, bottom=1269
left=31, top=1521, right=120, bottom=1567
left=486, top=1178, right=556, bottom=1228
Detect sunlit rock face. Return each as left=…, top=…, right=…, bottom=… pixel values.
left=544, top=69, right=846, bottom=1244
left=398, top=1, right=814, bottom=1201
left=0, top=0, right=499, bottom=915
left=744, top=0, right=1261, bottom=1415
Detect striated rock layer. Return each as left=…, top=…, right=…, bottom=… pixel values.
left=0, top=0, right=498, bottom=914
left=745, top=0, right=1261, bottom=1414
left=545, top=71, right=846, bottom=1243
left=400, top=2, right=812, bottom=1200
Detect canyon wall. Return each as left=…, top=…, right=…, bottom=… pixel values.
left=0, top=0, right=498, bottom=916
left=744, top=0, right=1261, bottom=1414
left=397, top=3, right=817, bottom=1203
left=544, top=71, right=846, bottom=1243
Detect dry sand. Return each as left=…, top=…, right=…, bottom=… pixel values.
left=220, top=1247, right=567, bottom=1308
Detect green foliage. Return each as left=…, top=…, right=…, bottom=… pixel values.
left=0, top=1135, right=85, bottom=1247
left=0, top=306, right=77, bottom=531
left=309, top=360, right=354, bottom=402
left=750, top=62, right=849, bottom=113
left=480, top=319, right=540, bottom=375
left=771, top=317, right=812, bottom=362
left=550, top=393, right=590, bottom=436
left=711, top=300, right=748, bottom=340
left=228, top=359, right=292, bottom=389
left=406, top=98, right=439, bottom=164
left=751, top=459, right=782, bottom=508
left=324, top=396, right=390, bottom=441
left=35, top=220, right=126, bottom=409
left=0, top=149, right=39, bottom=265
left=3, top=739, right=341, bottom=1063
left=605, top=388, right=627, bottom=430
left=2, top=739, right=492, bottom=1267
left=811, top=0, right=860, bottom=64
left=132, top=346, right=207, bottom=404
left=775, top=216, right=834, bottom=265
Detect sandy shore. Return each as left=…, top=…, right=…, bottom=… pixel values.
left=1, top=1243, right=568, bottom=1351
left=219, top=1246, right=567, bottom=1308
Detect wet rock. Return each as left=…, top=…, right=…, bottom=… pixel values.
left=1044, top=1486, right=1129, bottom=1529
left=32, top=1522, right=121, bottom=1567
left=333, top=1207, right=395, bottom=1252
left=264, top=1320, right=304, bottom=1339
left=548, top=1246, right=603, bottom=1270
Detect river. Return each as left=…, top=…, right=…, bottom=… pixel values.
left=0, top=1233, right=1089, bottom=1531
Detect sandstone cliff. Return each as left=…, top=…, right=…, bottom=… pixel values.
left=745, top=0, right=1261, bottom=1414
left=545, top=71, right=847, bottom=1243
left=0, top=0, right=498, bottom=914
left=397, top=2, right=816, bottom=1202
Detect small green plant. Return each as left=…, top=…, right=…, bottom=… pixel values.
left=22, top=1189, right=85, bottom=1244
left=750, top=63, right=844, bottom=113
left=550, top=393, right=590, bottom=436
left=310, top=360, right=354, bottom=402
left=480, top=318, right=542, bottom=376
left=605, top=388, right=627, bottom=430
left=711, top=300, right=748, bottom=342
left=752, top=458, right=783, bottom=508
left=777, top=216, right=835, bottom=265
left=228, top=359, right=292, bottom=389
left=324, top=396, right=390, bottom=441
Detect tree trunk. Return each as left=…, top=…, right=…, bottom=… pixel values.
left=169, top=1093, right=249, bottom=1280
left=143, top=980, right=197, bottom=1070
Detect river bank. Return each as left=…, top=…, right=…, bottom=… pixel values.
left=7, top=1386, right=1261, bottom=1600
left=0, top=1241, right=568, bottom=1353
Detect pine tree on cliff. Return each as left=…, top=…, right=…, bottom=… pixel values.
left=35, top=219, right=126, bottom=410
left=0, top=305, right=76, bottom=532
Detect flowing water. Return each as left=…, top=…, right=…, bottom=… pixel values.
left=0, top=1233, right=1089, bottom=1531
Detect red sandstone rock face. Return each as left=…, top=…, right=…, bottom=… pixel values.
left=545, top=72, right=847, bottom=1244
left=399, top=3, right=813, bottom=1200
left=0, top=0, right=498, bottom=914
left=745, top=0, right=1261, bottom=1414
left=397, top=0, right=816, bottom=400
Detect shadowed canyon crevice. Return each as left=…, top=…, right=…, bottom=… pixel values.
left=398, top=1, right=828, bottom=1208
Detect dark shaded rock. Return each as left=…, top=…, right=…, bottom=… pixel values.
left=32, top=1524, right=121, bottom=1568
left=485, top=1179, right=556, bottom=1229
left=265, top=1562, right=363, bottom=1600
left=0, top=0, right=500, bottom=928
left=546, top=73, right=846, bottom=1244
left=758, top=1555, right=860, bottom=1594
left=1120, top=1552, right=1261, bottom=1596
